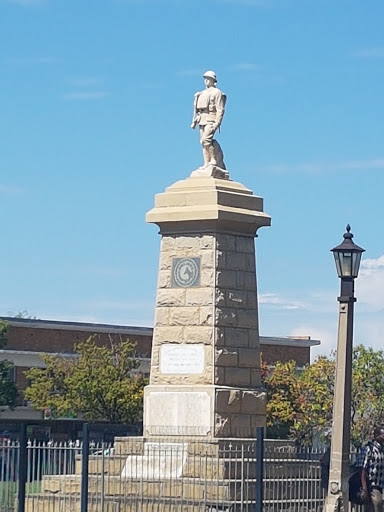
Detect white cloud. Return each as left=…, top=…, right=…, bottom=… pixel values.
left=259, top=293, right=307, bottom=310
left=356, top=256, right=384, bottom=313
left=282, top=255, right=384, bottom=359
left=289, top=325, right=336, bottom=361
left=266, top=159, right=384, bottom=174
left=62, top=92, right=110, bottom=101
left=353, top=47, right=384, bottom=59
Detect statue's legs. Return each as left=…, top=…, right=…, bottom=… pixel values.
left=200, top=124, right=226, bottom=169
left=202, top=146, right=210, bottom=167
left=212, top=140, right=226, bottom=170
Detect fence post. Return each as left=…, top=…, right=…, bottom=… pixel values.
left=80, top=423, right=90, bottom=512
left=17, top=423, right=27, bottom=512
left=255, top=426, right=264, bottom=512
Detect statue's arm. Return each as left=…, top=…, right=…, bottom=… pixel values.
left=213, top=91, right=226, bottom=130
left=191, top=91, right=201, bottom=129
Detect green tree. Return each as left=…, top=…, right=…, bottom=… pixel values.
left=351, top=345, right=384, bottom=447
left=291, top=356, right=335, bottom=445
left=24, top=337, right=147, bottom=423
left=0, top=321, right=18, bottom=408
left=263, top=345, right=384, bottom=447
left=264, top=360, right=302, bottom=439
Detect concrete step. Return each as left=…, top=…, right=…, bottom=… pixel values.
left=76, top=454, right=257, bottom=480
left=41, top=474, right=244, bottom=501
left=25, top=494, right=219, bottom=512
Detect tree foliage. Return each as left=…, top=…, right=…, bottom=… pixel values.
left=24, top=337, right=147, bottom=423
left=263, top=345, right=384, bottom=447
left=0, top=321, right=18, bottom=409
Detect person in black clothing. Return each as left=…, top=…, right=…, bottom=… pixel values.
left=357, top=427, right=384, bottom=511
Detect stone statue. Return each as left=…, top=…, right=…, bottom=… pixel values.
left=191, top=71, right=229, bottom=179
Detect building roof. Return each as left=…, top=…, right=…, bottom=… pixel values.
left=1, top=317, right=320, bottom=348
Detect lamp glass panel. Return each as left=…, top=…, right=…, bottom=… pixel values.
left=340, top=252, right=352, bottom=277
left=352, top=252, right=362, bottom=277
left=333, top=253, right=342, bottom=278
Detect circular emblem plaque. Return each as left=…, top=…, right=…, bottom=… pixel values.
left=173, top=258, right=200, bottom=288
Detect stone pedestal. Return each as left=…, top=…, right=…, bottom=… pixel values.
left=26, top=176, right=271, bottom=512
left=144, top=176, right=271, bottom=438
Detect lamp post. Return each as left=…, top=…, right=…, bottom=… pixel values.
left=323, top=225, right=365, bottom=512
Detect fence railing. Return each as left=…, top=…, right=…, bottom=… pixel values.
left=0, top=433, right=366, bottom=512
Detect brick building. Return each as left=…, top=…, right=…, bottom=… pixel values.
left=0, top=317, right=319, bottom=422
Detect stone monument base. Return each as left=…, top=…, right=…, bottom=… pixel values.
left=26, top=436, right=258, bottom=512
left=144, top=384, right=266, bottom=438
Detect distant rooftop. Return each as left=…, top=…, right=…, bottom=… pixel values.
left=1, top=316, right=320, bottom=348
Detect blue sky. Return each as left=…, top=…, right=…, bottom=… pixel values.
left=2, top=0, right=384, bottom=359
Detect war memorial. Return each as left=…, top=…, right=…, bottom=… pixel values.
left=24, top=70, right=273, bottom=512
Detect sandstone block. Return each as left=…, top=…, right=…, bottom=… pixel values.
left=238, top=347, right=261, bottom=368
left=246, top=253, right=256, bottom=272
left=216, top=234, right=235, bottom=251
left=201, top=234, right=214, bottom=249
left=161, top=236, right=176, bottom=251
left=155, top=307, right=169, bottom=326
left=157, top=270, right=171, bottom=288
left=215, top=367, right=225, bottom=384
left=185, top=288, right=213, bottom=306
left=154, top=326, right=184, bottom=343
left=216, top=389, right=241, bottom=413
left=248, top=328, right=260, bottom=348
left=216, top=250, right=226, bottom=269
left=216, top=270, right=237, bottom=288
left=183, top=326, right=213, bottom=344
left=215, top=289, right=225, bottom=305
left=201, top=250, right=214, bottom=269
left=251, top=413, right=267, bottom=430
left=237, top=271, right=256, bottom=291
left=251, top=368, right=262, bottom=387
left=215, top=327, right=225, bottom=345
left=175, top=236, right=201, bottom=249
left=237, top=309, right=258, bottom=329
left=159, top=252, right=172, bottom=270
left=226, top=290, right=247, bottom=308
left=231, top=414, right=251, bottom=437
left=241, top=390, right=266, bottom=413
left=215, top=348, right=238, bottom=367
left=226, top=251, right=247, bottom=271
left=224, top=367, right=251, bottom=386
left=236, top=236, right=255, bottom=253
left=246, top=291, right=257, bottom=309
left=215, top=414, right=231, bottom=437
left=169, top=307, right=199, bottom=326
left=114, top=437, right=145, bottom=455
left=224, top=327, right=249, bottom=347
left=199, top=307, right=213, bottom=326
left=156, top=289, right=186, bottom=307
left=200, top=269, right=214, bottom=286
left=215, top=308, right=237, bottom=327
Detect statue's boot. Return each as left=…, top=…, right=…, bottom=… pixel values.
left=212, top=140, right=226, bottom=170
left=207, top=145, right=217, bottom=166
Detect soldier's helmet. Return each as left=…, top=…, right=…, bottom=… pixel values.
left=203, top=70, right=217, bottom=82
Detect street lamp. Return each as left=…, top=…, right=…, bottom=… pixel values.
left=324, top=225, right=365, bottom=512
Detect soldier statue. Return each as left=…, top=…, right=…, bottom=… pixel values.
left=191, top=71, right=229, bottom=179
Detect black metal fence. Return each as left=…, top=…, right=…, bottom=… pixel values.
left=0, top=424, right=365, bottom=512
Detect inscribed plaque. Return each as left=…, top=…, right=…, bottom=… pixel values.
left=146, top=391, right=211, bottom=436
left=160, top=344, right=205, bottom=374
